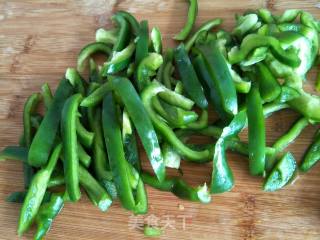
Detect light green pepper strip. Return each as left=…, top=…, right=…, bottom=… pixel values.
left=95, top=28, right=118, bottom=45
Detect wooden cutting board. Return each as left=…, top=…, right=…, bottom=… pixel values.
left=0, top=0, right=320, bottom=239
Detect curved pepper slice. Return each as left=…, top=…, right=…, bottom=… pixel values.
left=61, top=94, right=83, bottom=202
left=289, top=92, right=320, bottom=122
left=228, top=34, right=301, bottom=67
left=301, top=131, right=320, bottom=172
left=28, top=79, right=73, bottom=167
left=135, top=20, right=149, bottom=66
left=174, top=0, right=198, bottom=41
left=276, top=9, right=300, bottom=23
left=77, top=42, right=111, bottom=72
left=117, top=10, right=140, bottom=36
left=41, top=83, right=53, bottom=110
left=233, top=13, right=259, bottom=39
left=112, top=12, right=131, bottom=51
left=257, top=9, right=275, bottom=23
left=151, top=27, right=162, bottom=54
left=95, top=28, right=118, bottom=45
left=174, top=44, right=208, bottom=109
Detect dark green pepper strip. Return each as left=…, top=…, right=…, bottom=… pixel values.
left=135, top=20, right=149, bottom=66
left=65, top=68, right=86, bottom=96
left=141, top=81, right=210, bottom=161
left=151, top=27, right=162, bottom=53
left=228, top=34, right=301, bottom=67
left=77, top=42, right=112, bottom=72
left=34, top=193, right=64, bottom=240
left=257, top=9, right=275, bottom=23
left=117, top=10, right=140, bottom=36
left=256, top=62, right=281, bottom=102
left=272, top=117, right=309, bottom=153
left=30, top=114, right=43, bottom=129
left=112, top=13, right=131, bottom=51
left=141, top=172, right=211, bottom=203
left=144, top=226, right=163, bottom=237
left=79, top=164, right=112, bottom=212
left=136, top=53, right=163, bottom=92
left=41, top=83, right=53, bottom=110
left=95, top=28, right=118, bottom=45
left=61, top=94, right=83, bottom=202
left=102, top=93, right=136, bottom=210
left=101, top=42, right=135, bottom=75
left=23, top=93, right=42, bottom=147
left=194, top=42, right=238, bottom=116
left=247, top=82, right=266, bottom=176
left=185, top=18, right=222, bottom=52
left=211, top=110, right=247, bottom=193
left=18, top=144, right=61, bottom=236
left=174, top=0, right=198, bottom=41
left=28, top=79, right=74, bottom=167
left=163, top=62, right=173, bottom=89
left=263, top=152, right=297, bottom=192
left=122, top=110, right=141, bottom=171
left=77, top=142, right=91, bottom=168
left=174, top=44, right=208, bottom=109
left=89, top=59, right=101, bottom=83
left=301, top=131, right=320, bottom=172
left=76, top=117, right=94, bottom=148
left=0, top=146, right=28, bottom=162
left=6, top=192, right=26, bottom=203
left=48, top=174, right=65, bottom=188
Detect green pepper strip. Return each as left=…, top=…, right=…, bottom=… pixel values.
left=34, top=193, right=64, bottom=240
left=65, top=68, right=87, bottom=96
left=194, top=41, right=238, bottom=116
left=79, top=164, right=112, bottom=212
left=156, top=48, right=173, bottom=87
left=175, top=44, right=208, bottom=109
left=174, top=0, right=198, bottom=41
left=141, top=172, right=211, bottom=203
left=135, top=20, right=149, bottom=66
left=77, top=143, right=91, bottom=168
left=211, top=110, right=247, bottom=193
left=185, top=18, right=222, bottom=52
left=142, top=81, right=210, bottom=161
left=95, top=28, right=118, bottom=45
left=233, top=13, right=259, bottom=39
left=76, top=117, right=94, bottom=148
left=257, top=9, right=275, bottom=23
left=163, top=62, right=173, bottom=89
left=101, top=42, right=135, bottom=75
left=263, top=152, right=297, bottom=192
left=151, top=27, right=162, bottom=53
left=77, top=42, right=111, bottom=72
left=28, top=79, right=74, bottom=167
left=256, top=62, right=281, bottom=103
left=117, top=10, right=140, bottom=36
left=18, top=144, right=61, bottom=236
left=82, top=78, right=166, bottom=181
left=136, top=53, right=163, bottom=92
left=112, top=13, right=131, bottom=51
left=228, top=34, right=301, bottom=67
left=276, top=9, right=300, bottom=23
left=186, top=110, right=208, bottom=130
left=48, top=174, right=65, bottom=188
left=6, top=191, right=27, bottom=203
left=61, top=94, right=83, bottom=202
left=41, top=83, right=53, bottom=110
left=272, top=117, right=309, bottom=153
left=0, top=146, right=28, bottom=162
left=300, top=131, right=320, bottom=172
left=247, top=82, right=266, bottom=176
left=89, top=59, right=101, bottom=83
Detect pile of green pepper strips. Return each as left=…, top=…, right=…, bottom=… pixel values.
left=1, top=1, right=320, bottom=238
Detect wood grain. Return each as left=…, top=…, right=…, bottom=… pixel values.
left=0, top=0, right=320, bottom=239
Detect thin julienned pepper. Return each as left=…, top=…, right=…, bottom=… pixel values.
left=34, top=193, right=64, bottom=240
left=156, top=48, right=173, bottom=85
left=141, top=81, right=210, bottom=161
left=133, top=178, right=148, bottom=214
left=256, top=62, right=281, bottom=102
left=194, top=41, right=238, bottom=116
left=141, top=172, right=211, bottom=203
left=263, top=152, right=297, bottom=192
left=300, top=130, right=320, bottom=172
left=228, top=64, right=251, bottom=94
left=95, top=28, right=118, bottom=45
left=112, top=13, right=131, bottom=51
left=28, top=79, right=74, bottom=167
left=79, top=164, right=112, bottom=212
left=174, top=81, right=184, bottom=94
left=136, top=53, right=163, bottom=92
left=233, top=13, right=259, bottom=39
left=102, top=93, right=136, bottom=211
left=174, top=0, right=198, bottom=41
left=276, top=9, right=300, bottom=23
left=61, top=93, right=83, bottom=202
left=65, top=68, right=87, bottom=96
left=47, top=174, right=65, bottom=188
left=18, top=144, right=61, bottom=236
left=228, top=34, right=301, bottom=67
left=185, top=18, right=222, bottom=52
left=257, top=9, right=275, bottom=23
left=174, top=44, right=208, bottom=109
left=211, top=110, right=247, bottom=193
left=89, top=59, right=101, bottom=83
left=117, top=10, right=140, bottom=36
left=100, top=180, right=118, bottom=200
left=272, top=117, right=309, bottom=153
left=76, top=117, right=94, bottom=148
left=185, top=110, right=208, bottom=130
left=77, top=42, right=111, bottom=73
left=135, top=20, right=149, bottom=66
left=77, top=142, right=91, bottom=168
left=101, top=42, right=135, bottom=76
left=41, top=83, right=53, bottom=110
left=316, top=70, right=320, bottom=93
left=151, top=27, right=162, bottom=54
left=163, top=62, right=174, bottom=89
left=247, top=81, right=266, bottom=176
